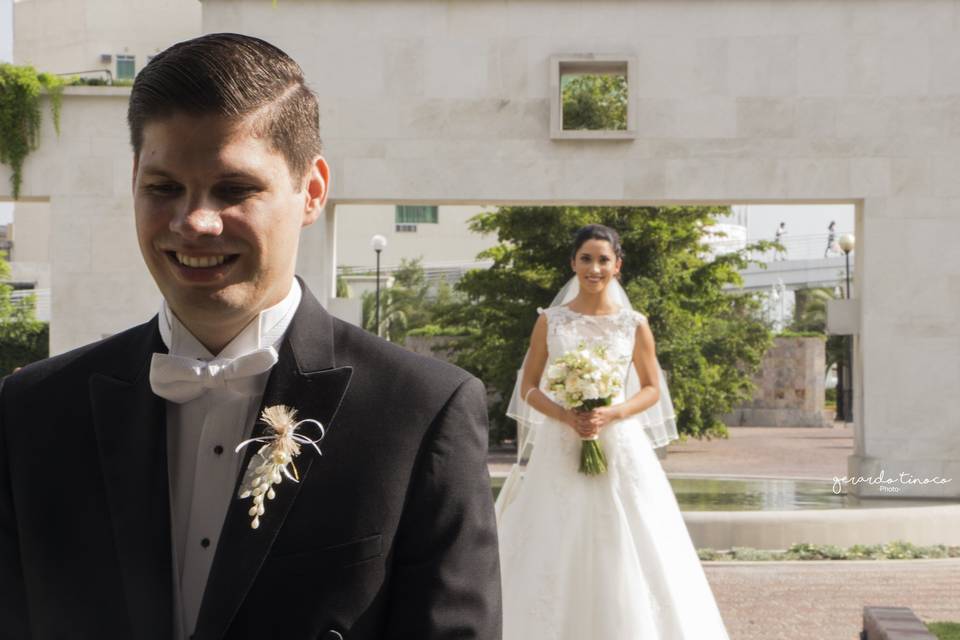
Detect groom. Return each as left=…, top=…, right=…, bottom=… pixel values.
left=0, top=34, right=501, bottom=639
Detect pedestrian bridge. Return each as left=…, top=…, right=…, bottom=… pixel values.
left=731, top=255, right=854, bottom=292
left=725, top=231, right=855, bottom=292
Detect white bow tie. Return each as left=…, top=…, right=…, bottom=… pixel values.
left=149, top=347, right=280, bottom=404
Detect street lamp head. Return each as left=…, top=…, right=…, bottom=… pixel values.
left=370, top=234, right=388, bottom=252
left=838, top=233, right=855, bottom=254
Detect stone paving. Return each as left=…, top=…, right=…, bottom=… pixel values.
left=489, top=422, right=960, bottom=638
left=489, top=422, right=856, bottom=480
left=660, top=422, right=854, bottom=480
left=704, top=559, right=960, bottom=640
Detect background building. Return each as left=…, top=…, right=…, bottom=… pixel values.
left=12, top=0, right=200, bottom=80
left=2, top=0, right=953, bottom=500
left=335, top=204, right=495, bottom=276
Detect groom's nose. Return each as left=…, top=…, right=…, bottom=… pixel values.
left=170, top=197, right=224, bottom=239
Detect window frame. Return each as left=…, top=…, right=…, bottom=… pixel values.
left=550, top=55, right=637, bottom=140
left=395, top=205, right=439, bottom=225
left=116, top=54, right=136, bottom=80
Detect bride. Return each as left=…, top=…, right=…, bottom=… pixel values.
left=496, top=224, right=730, bottom=639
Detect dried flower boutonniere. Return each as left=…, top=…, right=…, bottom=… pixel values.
left=235, top=405, right=325, bottom=529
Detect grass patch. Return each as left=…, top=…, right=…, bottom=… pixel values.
left=928, top=622, right=960, bottom=640
left=698, top=540, right=960, bottom=561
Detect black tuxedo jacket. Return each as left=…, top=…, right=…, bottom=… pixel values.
left=0, top=284, right=501, bottom=639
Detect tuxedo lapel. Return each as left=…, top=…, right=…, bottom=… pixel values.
left=90, top=320, right=173, bottom=640
left=193, top=287, right=353, bottom=640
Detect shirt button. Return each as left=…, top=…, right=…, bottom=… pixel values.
left=201, top=538, right=210, bottom=548
left=213, top=445, right=224, bottom=455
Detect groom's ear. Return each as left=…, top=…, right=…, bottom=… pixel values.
left=301, top=155, right=330, bottom=228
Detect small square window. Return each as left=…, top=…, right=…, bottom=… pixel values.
left=395, top=205, right=438, bottom=225
left=116, top=55, right=136, bottom=80
left=550, top=56, right=636, bottom=140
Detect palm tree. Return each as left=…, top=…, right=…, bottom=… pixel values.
left=361, top=258, right=432, bottom=342
left=790, top=287, right=847, bottom=375
left=790, top=286, right=850, bottom=420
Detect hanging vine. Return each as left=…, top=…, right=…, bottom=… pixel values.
left=0, top=64, right=63, bottom=200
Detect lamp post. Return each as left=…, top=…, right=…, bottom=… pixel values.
left=838, top=233, right=855, bottom=423
left=370, top=234, right=387, bottom=337
left=776, top=278, right=786, bottom=332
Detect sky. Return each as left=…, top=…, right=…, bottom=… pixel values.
left=740, top=204, right=854, bottom=240
left=735, top=204, right=855, bottom=260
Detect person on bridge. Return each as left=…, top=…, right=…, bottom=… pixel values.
left=774, top=221, right=787, bottom=261
left=825, top=221, right=837, bottom=258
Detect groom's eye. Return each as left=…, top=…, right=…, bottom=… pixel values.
left=143, top=182, right=182, bottom=197
left=215, top=183, right=259, bottom=202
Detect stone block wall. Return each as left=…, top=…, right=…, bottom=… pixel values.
left=724, top=336, right=831, bottom=427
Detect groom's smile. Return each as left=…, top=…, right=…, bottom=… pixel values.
left=132, top=111, right=329, bottom=353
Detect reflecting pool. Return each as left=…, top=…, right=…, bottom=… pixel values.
left=492, top=474, right=957, bottom=511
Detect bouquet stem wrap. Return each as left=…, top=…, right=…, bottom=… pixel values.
left=578, top=398, right=609, bottom=475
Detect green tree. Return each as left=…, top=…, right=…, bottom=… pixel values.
left=0, top=252, right=48, bottom=375
left=433, top=207, right=776, bottom=444
left=335, top=275, right=351, bottom=298
left=561, top=74, right=627, bottom=131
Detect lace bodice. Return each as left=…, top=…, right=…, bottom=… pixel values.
left=541, top=305, right=646, bottom=400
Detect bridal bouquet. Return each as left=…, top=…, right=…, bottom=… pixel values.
left=546, top=343, right=624, bottom=475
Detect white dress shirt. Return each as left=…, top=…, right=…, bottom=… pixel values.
left=158, top=279, right=302, bottom=639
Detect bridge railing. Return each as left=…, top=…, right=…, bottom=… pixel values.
left=745, top=230, right=854, bottom=262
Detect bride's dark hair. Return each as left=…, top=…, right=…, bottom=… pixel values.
left=570, top=224, right=624, bottom=260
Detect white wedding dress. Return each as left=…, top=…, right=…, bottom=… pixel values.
left=497, top=306, right=730, bottom=639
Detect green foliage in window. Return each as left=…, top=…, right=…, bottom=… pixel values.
left=561, top=74, right=627, bottom=131
left=0, top=64, right=63, bottom=199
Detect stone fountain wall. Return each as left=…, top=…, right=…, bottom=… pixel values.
left=724, top=336, right=831, bottom=428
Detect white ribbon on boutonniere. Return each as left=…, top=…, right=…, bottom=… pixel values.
left=235, top=405, right=326, bottom=529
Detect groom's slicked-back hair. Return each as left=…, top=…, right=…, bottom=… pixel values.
left=128, top=32, right=322, bottom=180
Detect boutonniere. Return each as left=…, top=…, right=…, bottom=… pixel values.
left=235, top=405, right=325, bottom=529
